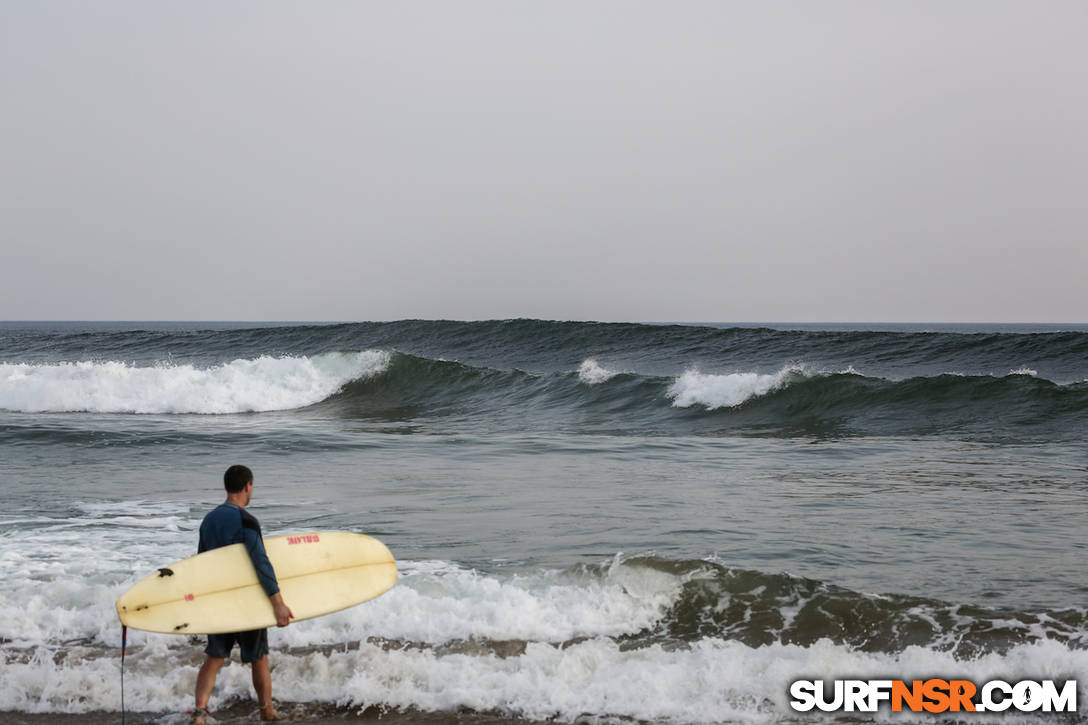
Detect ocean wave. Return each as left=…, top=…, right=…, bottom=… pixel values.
left=2, top=500, right=1084, bottom=719
left=1, top=545, right=1085, bottom=720
left=577, top=358, right=619, bottom=385
left=320, top=356, right=1087, bottom=423
left=7, top=636, right=1086, bottom=721
left=4, top=512, right=1083, bottom=663
left=2, top=348, right=1086, bottom=438
left=0, top=351, right=390, bottom=414
left=6, top=320, right=1088, bottom=384
left=610, top=557, right=1087, bottom=656
left=667, top=365, right=804, bottom=409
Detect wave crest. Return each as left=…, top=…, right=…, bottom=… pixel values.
left=667, top=365, right=803, bottom=409
left=577, top=359, right=619, bottom=385
left=0, top=351, right=390, bottom=414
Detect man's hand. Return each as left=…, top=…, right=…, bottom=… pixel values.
left=270, top=592, right=294, bottom=627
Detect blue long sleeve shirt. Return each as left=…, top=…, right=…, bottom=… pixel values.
left=198, top=502, right=280, bottom=597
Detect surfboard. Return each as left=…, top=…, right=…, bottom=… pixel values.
left=116, top=532, right=396, bottom=634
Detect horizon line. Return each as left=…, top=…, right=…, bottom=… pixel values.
left=1, top=319, right=1086, bottom=326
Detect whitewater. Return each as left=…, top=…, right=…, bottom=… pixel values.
left=0, top=351, right=391, bottom=414
left=3, top=502, right=1085, bottom=721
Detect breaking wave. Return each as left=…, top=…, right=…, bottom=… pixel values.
left=0, top=351, right=390, bottom=414
left=1, top=339, right=1086, bottom=439
left=1, top=533, right=1085, bottom=720
left=667, top=366, right=804, bottom=409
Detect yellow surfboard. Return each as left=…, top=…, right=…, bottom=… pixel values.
left=116, top=532, right=397, bottom=634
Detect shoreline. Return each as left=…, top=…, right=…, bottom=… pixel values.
left=0, top=703, right=555, bottom=725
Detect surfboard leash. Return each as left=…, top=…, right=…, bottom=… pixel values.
left=121, top=624, right=127, bottom=725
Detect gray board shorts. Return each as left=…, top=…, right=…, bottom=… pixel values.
left=205, top=628, right=269, bottom=663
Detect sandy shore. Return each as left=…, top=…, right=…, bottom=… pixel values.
left=0, top=703, right=547, bottom=725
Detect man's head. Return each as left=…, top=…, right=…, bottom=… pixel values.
left=224, top=464, right=254, bottom=506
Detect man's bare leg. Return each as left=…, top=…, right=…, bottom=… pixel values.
left=252, top=655, right=283, bottom=721
left=194, top=656, right=225, bottom=722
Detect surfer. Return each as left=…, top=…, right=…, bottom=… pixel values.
left=192, top=465, right=294, bottom=723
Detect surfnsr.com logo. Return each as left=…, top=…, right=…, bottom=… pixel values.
left=790, top=679, right=1078, bottom=713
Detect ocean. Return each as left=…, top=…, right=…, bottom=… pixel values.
left=0, top=320, right=1085, bottom=724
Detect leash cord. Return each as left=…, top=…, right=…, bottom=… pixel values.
left=121, top=625, right=127, bottom=725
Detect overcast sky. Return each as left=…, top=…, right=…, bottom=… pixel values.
left=1, top=2, right=1085, bottom=322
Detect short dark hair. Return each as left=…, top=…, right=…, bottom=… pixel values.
left=224, top=465, right=253, bottom=493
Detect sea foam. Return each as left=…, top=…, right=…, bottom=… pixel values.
left=0, top=351, right=390, bottom=414
left=577, top=359, right=618, bottom=385
left=5, top=635, right=1085, bottom=722
left=2, top=503, right=1086, bottom=721
left=667, top=366, right=802, bottom=409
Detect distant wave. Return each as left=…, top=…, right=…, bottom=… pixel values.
left=6, top=320, right=1088, bottom=385
left=2, top=349, right=1086, bottom=439
left=0, top=351, right=390, bottom=414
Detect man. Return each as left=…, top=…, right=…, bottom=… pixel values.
left=192, top=465, right=294, bottom=723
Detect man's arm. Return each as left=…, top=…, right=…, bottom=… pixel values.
left=267, top=592, right=293, bottom=627
left=241, top=529, right=294, bottom=626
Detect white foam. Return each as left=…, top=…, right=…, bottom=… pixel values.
left=578, top=359, right=619, bottom=385
left=285, top=557, right=681, bottom=646
left=1008, top=367, right=1038, bottom=377
left=4, top=507, right=1085, bottom=721
left=4, top=636, right=1086, bottom=722
left=667, top=366, right=802, bottom=410
left=0, top=502, right=689, bottom=651
left=0, top=506, right=200, bottom=647
left=0, top=351, right=390, bottom=414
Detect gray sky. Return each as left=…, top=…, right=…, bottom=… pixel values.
left=2, top=2, right=1085, bottom=322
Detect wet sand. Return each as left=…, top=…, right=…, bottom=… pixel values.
left=0, top=703, right=549, bottom=725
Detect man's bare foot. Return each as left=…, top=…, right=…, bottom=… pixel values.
left=259, top=702, right=285, bottom=721
left=189, top=707, right=211, bottom=725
